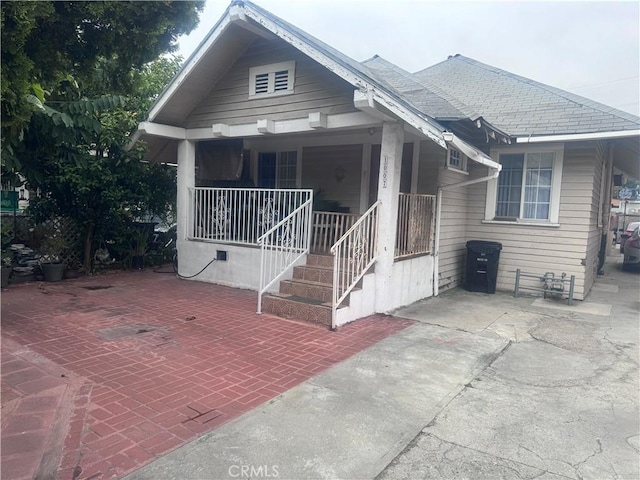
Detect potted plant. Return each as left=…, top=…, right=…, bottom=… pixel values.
left=39, top=233, right=67, bottom=282
left=129, top=223, right=153, bottom=270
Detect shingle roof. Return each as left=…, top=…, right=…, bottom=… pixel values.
left=361, top=56, right=467, bottom=121
left=412, top=54, right=640, bottom=136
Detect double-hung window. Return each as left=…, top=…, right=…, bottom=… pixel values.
left=486, top=145, right=563, bottom=224
left=446, top=147, right=467, bottom=173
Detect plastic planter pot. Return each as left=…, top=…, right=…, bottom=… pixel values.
left=41, top=263, right=65, bottom=282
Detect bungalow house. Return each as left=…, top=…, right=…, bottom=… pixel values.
left=130, top=0, right=640, bottom=328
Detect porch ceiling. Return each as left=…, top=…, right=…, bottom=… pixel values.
left=143, top=137, right=178, bottom=165
left=612, top=136, right=640, bottom=181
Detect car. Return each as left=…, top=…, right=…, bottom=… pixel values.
left=620, top=221, right=640, bottom=254
left=622, top=227, right=640, bottom=271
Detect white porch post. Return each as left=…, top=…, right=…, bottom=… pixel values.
left=177, top=140, right=196, bottom=244
left=375, top=121, right=404, bottom=312
left=360, top=143, right=372, bottom=214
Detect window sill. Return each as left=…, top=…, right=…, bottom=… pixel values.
left=248, top=89, right=294, bottom=100
left=445, top=166, right=469, bottom=175
left=482, top=220, right=560, bottom=228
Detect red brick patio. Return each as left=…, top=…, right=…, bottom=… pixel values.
left=1, top=270, right=412, bottom=480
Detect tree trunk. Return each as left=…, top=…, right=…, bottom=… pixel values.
left=83, top=224, right=94, bottom=273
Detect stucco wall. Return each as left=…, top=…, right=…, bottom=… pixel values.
left=176, top=239, right=301, bottom=294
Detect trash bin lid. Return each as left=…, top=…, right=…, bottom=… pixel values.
left=466, top=240, right=502, bottom=251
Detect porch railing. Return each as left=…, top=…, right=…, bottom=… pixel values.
left=257, top=197, right=313, bottom=314
left=188, top=187, right=312, bottom=245
left=395, top=193, right=436, bottom=259
left=311, top=211, right=360, bottom=253
left=330, top=200, right=381, bottom=329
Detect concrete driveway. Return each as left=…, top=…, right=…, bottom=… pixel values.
left=381, top=255, right=640, bottom=480
left=1, top=270, right=410, bottom=480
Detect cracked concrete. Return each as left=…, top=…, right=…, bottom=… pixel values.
left=380, top=255, right=639, bottom=480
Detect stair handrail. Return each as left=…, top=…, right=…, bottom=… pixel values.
left=329, top=200, right=381, bottom=329
left=257, top=197, right=313, bottom=314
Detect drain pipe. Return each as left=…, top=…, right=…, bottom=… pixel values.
left=433, top=133, right=502, bottom=296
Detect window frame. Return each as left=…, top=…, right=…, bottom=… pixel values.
left=446, top=147, right=468, bottom=174
left=484, top=144, right=564, bottom=225
left=257, top=150, right=298, bottom=189
left=249, top=61, right=295, bottom=99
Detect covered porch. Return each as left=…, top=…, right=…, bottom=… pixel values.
left=173, top=122, right=438, bottom=327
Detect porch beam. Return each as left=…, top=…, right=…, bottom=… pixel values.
left=212, top=123, right=230, bottom=138
left=136, top=112, right=381, bottom=143
left=257, top=119, right=275, bottom=134
left=136, top=121, right=186, bottom=140
left=308, top=112, right=327, bottom=129
left=353, top=90, right=395, bottom=122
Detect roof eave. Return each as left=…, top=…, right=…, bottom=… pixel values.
left=515, top=130, right=640, bottom=144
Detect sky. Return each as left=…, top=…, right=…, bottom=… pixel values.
left=176, top=0, right=640, bottom=117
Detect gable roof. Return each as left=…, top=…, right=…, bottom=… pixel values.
left=413, top=54, right=640, bottom=137
left=147, top=0, right=447, bottom=147
left=138, top=1, right=637, bottom=175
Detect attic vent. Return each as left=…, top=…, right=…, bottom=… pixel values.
left=254, top=73, right=269, bottom=94
left=274, top=70, right=289, bottom=91
left=249, top=61, right=295, bottom=98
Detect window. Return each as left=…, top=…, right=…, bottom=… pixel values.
left=258, top=151, right=297, bottom=188
left=249, top=61, right=295, bottom=98
left=447, top=147, right=467, bottom=172
left=486, top=145, right=563, bottom=224
left=277, top=151, right=297, bottom=188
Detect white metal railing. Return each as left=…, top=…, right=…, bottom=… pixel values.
left=257, top=197, right=313, bottom=314
left=311, top=211, right=360, bottom=253
left=396, top=193, right=436, bottom=259
left=330, top=201, right=381, bottom=329
left=188, top=188, right=312, bottom=245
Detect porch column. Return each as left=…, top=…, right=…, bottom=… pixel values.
left=177, top=139, right=196, bottom=242
left=375, top=121, right=404, bottom=312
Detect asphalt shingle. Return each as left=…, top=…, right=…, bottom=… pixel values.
left=412, top=55, right=640, bottom=136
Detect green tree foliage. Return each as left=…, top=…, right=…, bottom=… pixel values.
left=27, top=56, right=182, bottom=273
left=0, top=1, right=201, bottom=272
left=1, top=1, right=203, bottom=165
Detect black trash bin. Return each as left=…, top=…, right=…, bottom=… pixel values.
left=465, top=240, right=502, bottom=294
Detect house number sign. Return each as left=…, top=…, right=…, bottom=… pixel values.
left=382, top=156, right=389, bottom=188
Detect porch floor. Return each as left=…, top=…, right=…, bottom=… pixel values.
left=1, top=270, right=412, bottom=480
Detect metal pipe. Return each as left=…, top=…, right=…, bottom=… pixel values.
left=433, top=169, right=501, bottom=296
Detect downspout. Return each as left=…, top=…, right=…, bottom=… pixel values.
left=433, top=133, right=502, bottom=296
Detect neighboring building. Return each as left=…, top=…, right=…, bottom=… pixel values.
left=131, top=0, right=640, bottom=327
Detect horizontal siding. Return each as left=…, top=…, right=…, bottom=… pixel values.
left=185, top=38, right=356, bottom=128
left=464, top=142, right=602, bottom=300
left=438, top=168, right=469, bottom=291
left=583, top=141, right=607, bottom=294
left=302, top=144, right=363, bottom=213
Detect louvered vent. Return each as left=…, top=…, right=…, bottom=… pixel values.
left=249, top=61, right=295, bottom=98
left=254, top=73, right=269, bottom=94
left=274, top=70, right=289, bottom=91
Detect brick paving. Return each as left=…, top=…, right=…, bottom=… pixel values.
left=1, top=271, right=412, bottom=479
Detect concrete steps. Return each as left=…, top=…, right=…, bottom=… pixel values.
left=262, top=254, right=354, bottom=326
